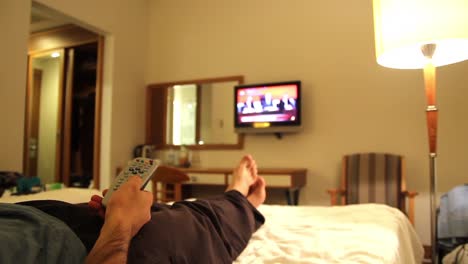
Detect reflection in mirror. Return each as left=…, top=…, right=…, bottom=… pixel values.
left=166, top=84, right=198, bottom=145
left=146, top=76, right=244, bottom=150
left=25, top=50, right=65, bottom=184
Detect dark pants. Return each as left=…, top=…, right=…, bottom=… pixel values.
left=18, top=190, right=265, bottom=264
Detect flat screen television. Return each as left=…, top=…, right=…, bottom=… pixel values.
left=234, top=80, right=301, bottom=134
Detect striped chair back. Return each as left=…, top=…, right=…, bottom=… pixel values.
left=344, top=153, right=403, bottom=209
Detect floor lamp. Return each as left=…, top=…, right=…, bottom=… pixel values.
left=371, top=0, right=468, bottom=262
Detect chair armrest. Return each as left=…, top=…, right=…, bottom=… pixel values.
left=326, top=189, right=345, bottom=206
left=402, top=190, right=418, bottom=198
left=401, top=190, right=418, bottom=225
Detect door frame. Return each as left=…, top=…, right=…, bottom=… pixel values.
left=25, top=24, right=103, bottom=189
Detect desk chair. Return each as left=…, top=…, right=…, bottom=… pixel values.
left=327, top=152, right=418, bottom=225
left=151, top=165, right=190, bottom=203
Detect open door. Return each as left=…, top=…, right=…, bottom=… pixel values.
left=24, top=49, right=66, bottom=184
left=25, top=25, right=103, bottom=189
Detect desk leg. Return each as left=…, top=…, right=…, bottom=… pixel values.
left=285, top=188, right=300, bottom=205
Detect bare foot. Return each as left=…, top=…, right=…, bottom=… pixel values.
left=226, top=155, right=258, bottom=196
left=247, top=176, right=266, bottom=208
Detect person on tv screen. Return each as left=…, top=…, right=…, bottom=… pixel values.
left=260, top=92, right=278, bottom=112
left=278, top=94, right=295, bottom=112
left=242, top=96, right=256, bottom=114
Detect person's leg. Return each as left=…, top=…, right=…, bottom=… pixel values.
left=128, top=155, right=266, bottom=264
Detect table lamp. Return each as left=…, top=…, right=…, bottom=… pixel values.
left=372, top=0, right=468, bottom=262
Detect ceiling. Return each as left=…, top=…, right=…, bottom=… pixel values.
left=30, top=2, right=70, bottom=33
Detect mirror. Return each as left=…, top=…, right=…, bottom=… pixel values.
left=24, top=49, right=65, bottom=183
left=146, top=76, right=244, bottom=150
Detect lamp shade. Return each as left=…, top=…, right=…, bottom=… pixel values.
left=372, top=0, right=468, bottom=69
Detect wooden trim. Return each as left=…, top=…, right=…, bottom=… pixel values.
left=145, top=86, right=167, bottom=147
left=29, top=24, right=99, bottom=55
left=290, top=170, right=307, bottom=187
left=195, top=85, right=201, bottom=143
left=93, top=36, right=105, bottom=189
left=327, top=189, right=339, bottom=205
left=155, top=143, right=244, bottom=150
left=145, top=86, right=152, bottom=144
left=341, top=156, right=347, bottom=205
left=54, top=50, right=66, bottom=184
left=60, top=48, right=74, bottom=185
left=146, top=75, right=244, bottom=150
left=147, top=75, right=244, bottom=89
left=23, top=56, right=34, bottom=176
left=400, top=157, right=408, bottom=215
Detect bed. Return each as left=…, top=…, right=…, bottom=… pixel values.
left=236, top=203, right=424, bottom=264
left=0, top=187, right=101, bottom=204
left=0, top=189, right=424, bottom=263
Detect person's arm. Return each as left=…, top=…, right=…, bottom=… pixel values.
left=86, top=176, right=153, bottom=264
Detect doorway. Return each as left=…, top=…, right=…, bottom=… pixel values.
left=24, top=15, right=103, bottom=188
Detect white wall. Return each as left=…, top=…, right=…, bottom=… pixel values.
left=34, top=57, right=61, bottom=183
left=145, top=0, right=468, bottom=245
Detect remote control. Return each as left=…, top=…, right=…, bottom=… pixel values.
left=102, top=157, right=160, bottom=206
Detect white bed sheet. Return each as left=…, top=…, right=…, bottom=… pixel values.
left=0, top=190, right=424, bottom=263
left=0, top=188, right=101, bottom=204
left=236, top=203, right=424, bottom=264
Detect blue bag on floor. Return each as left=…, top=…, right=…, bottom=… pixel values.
left=438, top=184, right=468, bottom=261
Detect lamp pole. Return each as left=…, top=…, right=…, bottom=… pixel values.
left=421, top=43, right=438, bottom=263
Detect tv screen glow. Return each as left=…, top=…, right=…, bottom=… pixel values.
left=234, top=80, right=301, bottom=133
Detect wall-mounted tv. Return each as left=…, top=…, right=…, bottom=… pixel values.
left=234, top=80, right=301, bottom=134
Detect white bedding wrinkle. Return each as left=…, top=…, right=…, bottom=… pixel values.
left=235, top=204, right=424, bottom=264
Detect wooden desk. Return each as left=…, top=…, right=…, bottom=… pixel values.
left=178, top=168, right=307, bottom=205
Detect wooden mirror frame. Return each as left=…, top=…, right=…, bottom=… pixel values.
left=145, top=75, right=245, bottom=150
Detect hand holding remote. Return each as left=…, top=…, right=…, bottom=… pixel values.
left=102, top=157, right=160, bottom=206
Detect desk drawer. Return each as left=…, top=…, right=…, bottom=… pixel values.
left=186, top=173, right=226, bottom=185
left=227, top=174, right=291, bottom=187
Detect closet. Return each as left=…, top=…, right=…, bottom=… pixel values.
left=24, top=24, right=103, bottom=188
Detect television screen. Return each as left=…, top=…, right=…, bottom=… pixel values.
left=234, top=80, right=301, bottom=133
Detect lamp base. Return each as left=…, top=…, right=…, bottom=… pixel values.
left=429, top=153, right=438, bottom=264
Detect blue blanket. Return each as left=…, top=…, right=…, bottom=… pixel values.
left=0, top=203, right=86, bottom=264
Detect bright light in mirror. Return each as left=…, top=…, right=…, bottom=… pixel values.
left=198, top=141, right=204, bottom=145
left=50, top=52, right=60, bottom=58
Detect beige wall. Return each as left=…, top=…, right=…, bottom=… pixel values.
left=0, top=0, right=30, bottom=171
left=0, top=0, right=150, bottom=189
left=145, top=0, right=468, bottom=244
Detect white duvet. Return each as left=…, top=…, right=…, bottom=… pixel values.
left=0, top=188, right=101, bottom=204
left=235, top=204, right=424, bottom=264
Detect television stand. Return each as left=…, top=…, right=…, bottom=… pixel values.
left=274, top=132, right=283, bottom=139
